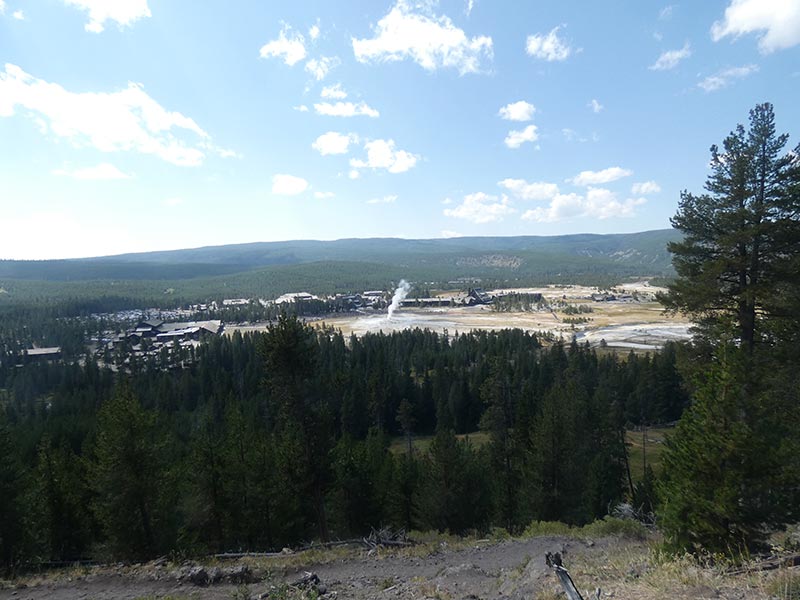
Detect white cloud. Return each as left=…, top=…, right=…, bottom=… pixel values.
left=504, top=125, right=538, bottom=149
left=712, top=0, right=800, bottom=53
left=441, top=229, right=463, bottom=238
left=350, top=139, right=418, bottom=174
left=569, top=166, right=633, bottom=186
left=498, top=178, right=559, bottom=201
left=314, top=191, right=334, bottom=199
left=294, top=104, right=309, bottom=112
left=12, top=9, right=24, bottom=20
left=0, top=64, right=227, bottom=167
left=259, top=25, right=307, bottom=66
left=314, top=101, right=379, bottom=118
left=522, top=188, right=646, bottom=222
left=649, top=42, right=691, bottom=70
left=526, top=26, right=572, bottom=61
left=659, top=5, right=674, bottom=20
left=498, top=100, right=535, bottom=122
left=311, top=131, right=357, bottom=155
left=352, top=0, right=493, bottom=75
left=0, top=1, right=5, bottom=14
left=320, top=83, right=347, bottom=99
left=698, top=64, right=759, bottom=91
left=631, top=180, right=661, bottom=194
left=588, top=98, right=603, bottom=113
left=367, top=195, right=398, bottom=204
left=53, top=162, right=131, bottom=180
left=272, top=174, right=310, bottom=196
left=309, top=23, right=320, bottom=41
left=63, top=0, right=150, bottom=32
left=305, top=56, right=338, bottom=81
left=444, top=192, right=515, bottom=223
left=348, top=169, right=360, bottom=180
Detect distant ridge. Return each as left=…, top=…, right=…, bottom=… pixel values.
left=0, top=229, right=680, bottom=283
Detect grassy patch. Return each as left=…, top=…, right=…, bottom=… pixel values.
left=626, top=427, right=671, bottom=481
left=523, top=517, right=650, bottom=541
left=767, top=569, right=800, bottom=600
left=388, top=431, right=490, bottom=455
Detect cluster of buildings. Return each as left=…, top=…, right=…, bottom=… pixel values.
left=101, top=318, right=224, bottom=365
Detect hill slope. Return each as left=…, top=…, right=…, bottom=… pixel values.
left=0, top=230, right=679, bottom=283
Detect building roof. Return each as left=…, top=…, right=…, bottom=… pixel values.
left=25, top=347, right=61, bottom=356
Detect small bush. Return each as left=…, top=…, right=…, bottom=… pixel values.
left=522, top=521, right=573, bottom=537
left=582, top=517, right=649, bottom=541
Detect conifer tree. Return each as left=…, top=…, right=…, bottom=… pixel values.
left=662, top=103, right=800, bottom=352
left=0, top=412, right=26, bottom=568
left=89, top=385, right=173, bottom=559
left=658, top=346, right=795, bottom=553
left=35, top=436, right=91, bottom=560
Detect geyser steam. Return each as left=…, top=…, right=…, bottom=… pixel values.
left=387, top=279, right=411, bottom=320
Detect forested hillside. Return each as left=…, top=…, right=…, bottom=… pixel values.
left=0, top=231, right=678, bottom=300
left=0, top=322, right=686, bottom=563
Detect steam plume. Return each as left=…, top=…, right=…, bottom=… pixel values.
left=387, top=279, right=411, bottom=320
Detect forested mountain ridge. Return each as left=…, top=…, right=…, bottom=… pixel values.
left=0, top=230, right=679, bottom=283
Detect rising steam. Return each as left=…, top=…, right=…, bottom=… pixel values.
left=387, top=279, right=411, bottom=320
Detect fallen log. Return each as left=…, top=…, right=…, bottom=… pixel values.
left=545, top=552, right=601, bottom=600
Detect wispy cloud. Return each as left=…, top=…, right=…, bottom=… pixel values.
left=352, top=0, right=493, bottom=75
left=63, top=0, right=151, bottom=33
left=305, top=56, right=339, bottom=80
left=498, top=178, right=559, bottom=200
left=504, top=125, right=538, bottom=149
left=569, top=166, right=633, bottom=186
left=522, top=188, right=645, bottom=222
left=321, top=84, right=347, bottom=99
left=526, top=25, right=573, bottom=61
left=632, top=181, right=661, bottom=194
left=0, top=64, right=231, bottom=167
left=444, top=192, right=515, bottom=223
left=314, top=101, right=379, bottom=118
left=649, top=42, right=691, bottom=70
left=259, top=24, right=306, bottom=66
left=698, top=64, right=758, bottom=91
left=588, top=98, right=603, bottom=113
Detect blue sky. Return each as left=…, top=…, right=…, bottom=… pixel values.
left=1, top=0, right=798, bottom=259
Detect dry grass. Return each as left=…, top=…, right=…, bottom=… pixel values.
left=564, top=545, right=799, bottom=600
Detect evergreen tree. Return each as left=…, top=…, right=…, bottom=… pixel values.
left=263, top=314, right=332, bottom=541
left=662, top=103, right=800, bottom=352
left=0, top=412, right=26, bottom=568
left=658, top=103, right=800, bottom=554
left=88, top=386, right=174, bottom=559
left=35, top=436, right=91, bottom=561
left=658, top=346, right=797, bottom=553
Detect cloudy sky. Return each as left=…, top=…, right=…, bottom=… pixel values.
left=1, top=0, right=798, bottom=259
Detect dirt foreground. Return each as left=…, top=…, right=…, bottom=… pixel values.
left=1, top=533, right=785, bottom=600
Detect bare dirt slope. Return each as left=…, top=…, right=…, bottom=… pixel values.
left=1, top=533, right=783, bottom=600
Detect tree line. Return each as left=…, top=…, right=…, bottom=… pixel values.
left=0, top=322, right=687, bottom=566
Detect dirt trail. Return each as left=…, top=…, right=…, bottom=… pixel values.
left=0, top=536, right=605, bottom=600
left=1, top=534, right=775, bottom=600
